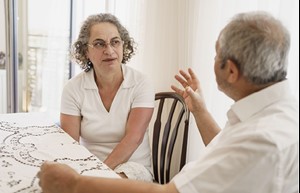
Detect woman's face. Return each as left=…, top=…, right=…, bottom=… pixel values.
left=86, top=22, right=123, bottom=72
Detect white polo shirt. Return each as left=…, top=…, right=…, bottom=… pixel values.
left=173, top=80, right=299, bottom=193
left=60, top=64, right=155, bottom=169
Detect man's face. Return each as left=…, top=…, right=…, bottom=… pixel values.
left=214, top=38, right=231, bottom=95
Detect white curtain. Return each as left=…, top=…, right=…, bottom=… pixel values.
left=109, top=0, right=299, bottom=162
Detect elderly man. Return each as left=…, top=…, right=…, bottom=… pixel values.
left=38, top=11, right=298, bottom=193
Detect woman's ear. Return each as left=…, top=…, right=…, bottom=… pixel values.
left=226, top=59, right=239, bottom=83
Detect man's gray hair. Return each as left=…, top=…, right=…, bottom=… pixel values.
left=218, top=11, right=290, bottom=84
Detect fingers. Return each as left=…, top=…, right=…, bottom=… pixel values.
left=37, top=171, right=40, bottom=178
left=37, top=161, right=53, bottom=188
left=39, top=161, right=51, bottom=172
left=188, top=68, right=197, bottom=80
left=185, top=86, right=195, bottom=96
left=173, top=68, right=199, bottom=95
left=37, top=162, right=46, bottom=188
left=174, top=69, right=194, bottom=88
left=174, top=74, right=189, bottom=88
left=37, top=168, right=43, bottom=188
left=171, top=85, right=184, bottom=96
left=179, top=70, right=192, bottom=84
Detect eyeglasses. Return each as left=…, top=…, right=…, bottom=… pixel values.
left=87, top=38, right=124, bottom=50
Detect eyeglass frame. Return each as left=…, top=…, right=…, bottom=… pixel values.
left=87, top=37, right=124, bottom=50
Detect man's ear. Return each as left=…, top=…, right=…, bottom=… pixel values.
left=226, top=59, right=239, bottom=83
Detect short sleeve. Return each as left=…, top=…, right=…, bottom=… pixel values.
left=131, top=75, right=155, bottom=108
left=60, top=80, right=82, bottom=116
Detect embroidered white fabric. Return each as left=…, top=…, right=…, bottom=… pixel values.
left=0, top=113, right=120, bottom=192
left=114, top=162, right=153, bottom=182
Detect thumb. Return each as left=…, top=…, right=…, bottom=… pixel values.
left=185, top=86, right=197, bottom=99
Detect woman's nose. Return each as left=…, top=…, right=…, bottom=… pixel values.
left=103, top=44, right=115, bottom=55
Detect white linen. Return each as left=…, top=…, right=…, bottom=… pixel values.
left=0, top=112, right=119, bottom=193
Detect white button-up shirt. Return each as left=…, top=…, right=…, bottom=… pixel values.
left=173, top=80, right=299, bottom=193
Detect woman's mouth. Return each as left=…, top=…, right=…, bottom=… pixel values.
left=103, top=58, right=116, bottom=62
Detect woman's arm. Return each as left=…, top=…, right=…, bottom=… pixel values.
left=104, top=107, right=154, bottom=170
left=60, top=113, right=81, bottom=142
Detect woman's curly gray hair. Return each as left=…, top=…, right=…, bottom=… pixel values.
left=70, top=13, right=136, bottom=71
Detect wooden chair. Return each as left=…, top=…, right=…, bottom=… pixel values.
left=151, top=92, right=190, bottom=184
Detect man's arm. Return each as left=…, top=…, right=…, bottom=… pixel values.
left=76, top=175, right=178, bottom=193
left=185, top=87, right=221, bottom=145
left=171, top=68, right=221, bottom=145
left=38, top=162, right=179, bottom=193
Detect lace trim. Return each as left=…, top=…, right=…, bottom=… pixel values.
left=114, top=162, right=153, bottom=182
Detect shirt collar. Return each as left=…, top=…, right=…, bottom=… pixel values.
left=120, top=64, right=137, bottom=88
left=227, top=80, right=291, bottom=125
left=83, top=68, right=97, bottom=89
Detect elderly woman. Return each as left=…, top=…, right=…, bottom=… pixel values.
left=60, top=13, right=154, bottom=182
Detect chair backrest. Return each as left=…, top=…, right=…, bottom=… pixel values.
left=151, top=92, right=190, bottom=184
